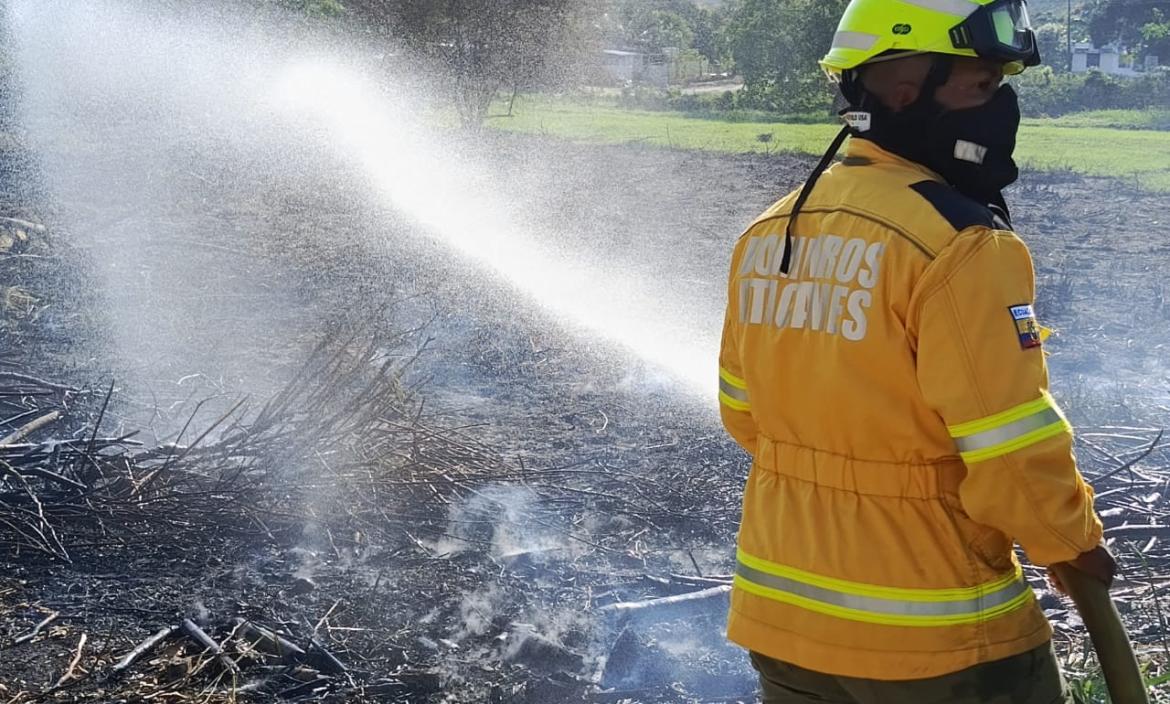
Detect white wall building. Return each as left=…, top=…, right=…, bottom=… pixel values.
left=601, top=50, right=646, bottom=84
left=1072, top=43, right=1124, bottom=74
left=599, top=49, right=707, bottom=88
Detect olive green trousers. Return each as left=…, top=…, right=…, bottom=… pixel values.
left=751, top=643, right=1076, bottom=704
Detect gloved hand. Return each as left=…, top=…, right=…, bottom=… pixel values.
left=1048, top=543, right=1117, bottom=593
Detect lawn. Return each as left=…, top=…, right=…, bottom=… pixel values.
left=1036, top=108, right=1170, bottom=130
left=487, top=98, right=1170, bottom=192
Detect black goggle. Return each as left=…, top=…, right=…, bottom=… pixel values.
left=949, top=0, right=1040, bottom=69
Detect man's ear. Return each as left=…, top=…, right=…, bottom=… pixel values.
left=858, top=55, right=930, bottom=112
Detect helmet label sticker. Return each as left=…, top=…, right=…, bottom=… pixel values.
left=892, top=23, right=912, bottom=35
left=843, top=111, right=872, bottom=132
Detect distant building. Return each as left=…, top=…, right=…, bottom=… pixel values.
left=601, top=50, right=645, bottom=84
left=599, top=48, right=709, bottom=88
left=1072, top=43, right=1119, bottom=73
left=1071, top=43, right=1135, bottom=75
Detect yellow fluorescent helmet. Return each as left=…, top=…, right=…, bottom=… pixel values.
left=821, top=0, right=1040, bottom=78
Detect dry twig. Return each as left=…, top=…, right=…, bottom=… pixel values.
left=51, top=633, right=87, bottom=690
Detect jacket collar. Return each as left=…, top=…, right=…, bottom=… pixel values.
left=841, top=137, right=945, bottom=183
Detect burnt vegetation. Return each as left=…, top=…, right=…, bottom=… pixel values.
left=3, top=1, right=1170, bottom=703
left=5, top=151, right=1170, bottom=703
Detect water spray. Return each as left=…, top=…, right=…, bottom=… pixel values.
left=272, top=62, right=722, bottom=401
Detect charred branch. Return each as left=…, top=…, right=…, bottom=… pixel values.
left=110, top=625, right=179, bottom=675
left=5, top=610, right=59, bottom=648
left=180, top=618, right=239, bottom=675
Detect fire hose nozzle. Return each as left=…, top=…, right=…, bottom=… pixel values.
left=1050, top=563, right=1151, bottom=704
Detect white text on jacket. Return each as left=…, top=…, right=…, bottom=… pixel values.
left=736, top=233, right=885, bottom=341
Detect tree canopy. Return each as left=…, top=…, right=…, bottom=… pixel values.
left=1086, top=0, right=1170, bottom=60
left=603, top=0, right=732, bottom=64
left=723, top=0, right=848, bottom=113
left=1139, top=9, right=1170, bottom=61
left=278, top=0, right=1170, bottom=122
left=339, top=0, right=600, bottom=128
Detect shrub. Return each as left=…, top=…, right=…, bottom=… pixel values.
left=1013, top=67, right=1170, bottom=117
left=616, top=84, right=673, bottom=111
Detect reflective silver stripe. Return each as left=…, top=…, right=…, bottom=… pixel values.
left=899, top=0, right=977, bottom=17
left=719, top=378, right=750, bottom=404
left=736, top=562, right=1029, bottom=618
left=833, top=30, right=879, bottom=51
left=953, top=408, right=1064, bottom=454
left=954, top=139, right=988, bottom=164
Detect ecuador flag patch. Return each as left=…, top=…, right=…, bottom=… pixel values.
left=1009, top=304, right=1042, bottom=350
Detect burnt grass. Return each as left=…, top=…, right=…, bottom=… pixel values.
left=4, top=87, right=1170, bottom=703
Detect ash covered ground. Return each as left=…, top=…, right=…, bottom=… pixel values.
left=5, top=129, right=1170, bottom=701
left=3, top=5, right=1170, bottom=703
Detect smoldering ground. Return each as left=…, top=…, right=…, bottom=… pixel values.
left=2, top=0, right=1170, bottom=702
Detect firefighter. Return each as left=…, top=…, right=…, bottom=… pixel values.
left=718, top=1, right=1116, bottom=701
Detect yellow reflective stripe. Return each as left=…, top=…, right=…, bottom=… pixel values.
left=947, top=396, right=1053, bottom=438
left=947, top=396, right=1071, bottom=464
left=719, top=367, right=747, bottom=391
left=954, top=408, right=1063, bottom=453
left=719, top=378, right=749, bottom=403
left=719, top=367, right=750, bottom=412
left=735, top=549, right=1033, bottom=627
left=733, top=575, right=1034, bottom=628
left=959, top=420, right=1070, bottom=464
left=719, top=392, right=751, bottom=412
left=737, top=549, right=1021, bottom=602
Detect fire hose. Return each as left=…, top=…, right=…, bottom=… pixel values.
left=1050, top=563, right=1151, bottom=704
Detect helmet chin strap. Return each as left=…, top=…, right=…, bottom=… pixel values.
left=779, top=125, right=850, bottom=276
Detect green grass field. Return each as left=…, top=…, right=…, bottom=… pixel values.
left=1036, top=108, right=1170, bottom=130
left=487, top=98, right=1170, bottom=191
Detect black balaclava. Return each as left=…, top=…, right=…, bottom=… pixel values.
left=779, top=54, right=1022, bottom=276
left=841, top=55, right=1022, bottom=216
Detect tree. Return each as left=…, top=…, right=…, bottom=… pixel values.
left=1141, top=9, right=1170, bottom=62
left=620, top=6, right=695, bottom=52
left=280, top=0, right=344, bottom=17
left=1035, top=21, right=1069, bottom=71
left=341, top=0, right=600, bottom=129
left=724, top=0, right=848, bottom=113
left=689, top=5, right=728, bottom=65
left=608, top=1, right=693, bottom=53
left=605, top=0, right=733, bottom=65
left=1086, top=0, right=1170, bottom=59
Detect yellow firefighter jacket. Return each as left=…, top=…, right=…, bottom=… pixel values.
left=719, top=137, right=1103, bottom=681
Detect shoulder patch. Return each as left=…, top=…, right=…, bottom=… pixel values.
left=909, top=180, right=996, bottom=232
left=1009, top=304, right=1043, bottom=350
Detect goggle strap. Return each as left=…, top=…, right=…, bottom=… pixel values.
left=950, top=25, right=974, bottom=50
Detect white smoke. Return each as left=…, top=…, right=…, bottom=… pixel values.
left=452, top=585, right=503, bottom=642
left=424, top=483, right=576, bottom=563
